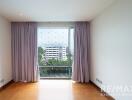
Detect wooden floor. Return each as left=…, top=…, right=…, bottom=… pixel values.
left=0, top=80, right=113, bottom=100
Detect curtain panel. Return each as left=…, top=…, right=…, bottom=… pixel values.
left=73, top=22, right=90, bottom=83
left=11, top=22, right=38, bottom=82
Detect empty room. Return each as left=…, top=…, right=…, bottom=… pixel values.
left=0, top=0, right=132, bottom=100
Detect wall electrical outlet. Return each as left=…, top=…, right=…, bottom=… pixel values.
left=0, top=79, right=4, bottom=83
left=96, top=78, right=102, bottom=84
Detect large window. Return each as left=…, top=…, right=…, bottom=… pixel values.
left=38, top=28, right=74, bottom=78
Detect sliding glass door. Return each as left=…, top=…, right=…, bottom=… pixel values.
left=38, top=28, right=74, bottom=79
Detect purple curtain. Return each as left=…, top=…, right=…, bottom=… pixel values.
left=11, top=22, right=38, bottom=82
left=73, top=22, right=90, bottom=83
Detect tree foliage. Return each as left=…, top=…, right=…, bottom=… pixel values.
left=38, top=47, right=46, bottom=66
left=38, top=46, right=73, bottom=66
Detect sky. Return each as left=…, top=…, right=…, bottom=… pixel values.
left=38, top=28, right=68, bottom=47
left=37, top=28, right=74, bottom=53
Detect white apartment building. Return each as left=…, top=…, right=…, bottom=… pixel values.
left=45, top=46, right=67, bottom=60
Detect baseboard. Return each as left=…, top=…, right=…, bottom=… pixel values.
left=89, top=80, right=115, bottom=100
left=0, top=80, right=14, bottom=91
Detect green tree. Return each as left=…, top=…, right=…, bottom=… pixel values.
left=38, top=47, right=46, bottom=66
left=47, top=58, right=60, bottom=66
left=66, top=53, right=72, bottom=66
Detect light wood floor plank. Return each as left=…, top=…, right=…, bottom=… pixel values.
left=0, top=80, right=113, bottom=100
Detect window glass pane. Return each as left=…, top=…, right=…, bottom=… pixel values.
left=38, top=28, right=74, bottom=78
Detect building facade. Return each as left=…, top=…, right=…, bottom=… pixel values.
left=45, top=46, right=67, bottom=60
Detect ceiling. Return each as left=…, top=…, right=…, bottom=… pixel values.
left=0, top=0, right=116, bottom=22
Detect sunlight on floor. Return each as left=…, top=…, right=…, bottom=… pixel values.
left=38, top=80, right=73, bottom=100
left=39, top=80, right=72, bottom=88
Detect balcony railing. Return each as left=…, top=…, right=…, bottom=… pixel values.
left=39, top=66, right=72, bottom=79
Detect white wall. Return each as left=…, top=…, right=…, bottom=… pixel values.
left=0, top=16, right=12, bottom=87
left=90, top=0, right=132, bottom=100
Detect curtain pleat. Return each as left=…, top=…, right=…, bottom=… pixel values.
left=11, top=22, right=38, bottom=82
left=73, top=22, right=90, bottom=83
